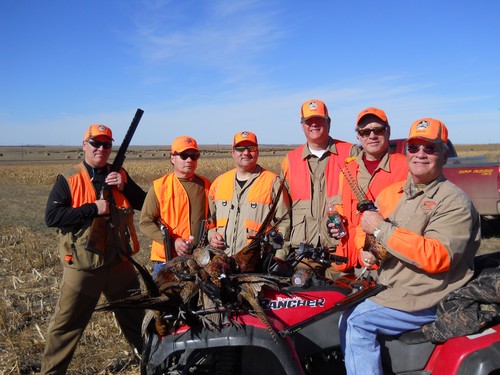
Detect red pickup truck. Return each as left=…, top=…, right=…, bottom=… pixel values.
left=389, top=139, right=500, bottom=233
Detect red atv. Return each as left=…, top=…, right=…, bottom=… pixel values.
left=140, top=245, right=500, bottom=375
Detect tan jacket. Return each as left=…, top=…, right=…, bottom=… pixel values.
left=371, top=175, right=480, bottom=311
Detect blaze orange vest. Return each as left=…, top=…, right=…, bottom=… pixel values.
left=60, top=163, right=139, bottom=270
left=67, top=164, right=131, bottom=210
left=151, top=173, right=211, bottom=261
left=212, top=169, right=276, bottom=237
left=284, top=142, right=353, bottom=201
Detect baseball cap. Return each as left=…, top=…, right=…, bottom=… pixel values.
left=171, top=136, right=199, bottom=154
left=356, top=107, right=388, bottom=126
left=300, top=99, right=329, bottom=120
left=83, top=124, right=114, bottom=141
left=232, top=131, right=258, bottom=148
left=407, top=118, right=448, bottom=144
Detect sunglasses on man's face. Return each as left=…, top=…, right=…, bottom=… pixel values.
left=357, top=126, right=387, bottom=138
left=234, top=145, right=258, bottom=153
left=174, top=152, right=200, bottom=161
left=87, top=139, right=113, bottom=149
left=406, top=144, right=440, bottom=155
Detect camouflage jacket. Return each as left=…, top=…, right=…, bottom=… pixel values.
left=422, top=253, right=500, bottom=342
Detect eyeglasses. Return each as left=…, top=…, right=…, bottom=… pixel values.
left=87, top=139, right=112, bottom=149
left=303, top=117, right=328, bottom=126
left=357, top=126, right=387, bottom=138
left=174, top=152, right=200, bottom=161
left=234, top=145, right=258, bottom=153
left=406, top=144, right=440, bottom=155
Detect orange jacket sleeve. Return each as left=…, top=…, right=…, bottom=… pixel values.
left=386, top=227, right=450, bottom=273
left=375, top=183, right=451, bottom=274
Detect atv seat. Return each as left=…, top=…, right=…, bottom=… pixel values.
left=380, top=329, right=436, bottom=374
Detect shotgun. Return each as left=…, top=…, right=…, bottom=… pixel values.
left=85, top=108, right=144, bottom=254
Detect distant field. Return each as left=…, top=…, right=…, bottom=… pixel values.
left=1, top=142, right=499, bottom=162
left=1, top=142, right=499, bottom=185
left=0, top=143, right=499, bottom=374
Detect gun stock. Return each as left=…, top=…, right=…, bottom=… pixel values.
left=159, top=219, right=173, bottom=262
left=197, top=219, right=208, bottom=247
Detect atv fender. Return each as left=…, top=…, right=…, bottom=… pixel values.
left=456, top=342, right=500, bottom=375
left=144, top=324, right=306, bottom=375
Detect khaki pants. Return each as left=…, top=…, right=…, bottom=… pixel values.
left=40, top=260, right=144, bottom=374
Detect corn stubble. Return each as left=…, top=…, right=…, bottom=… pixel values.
left=0, top=147, right=498, bottom=374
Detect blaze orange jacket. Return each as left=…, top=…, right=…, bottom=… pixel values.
left=334, top=151, right=408, bottom=271
left=151, top=173, right=211, bottom=261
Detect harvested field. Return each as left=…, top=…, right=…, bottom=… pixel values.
left=0, top=144, right=499, bottom=374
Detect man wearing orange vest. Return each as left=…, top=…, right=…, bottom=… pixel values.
left=208, top=131, right=290, bottom=261
left=281, top=99, right=355, bottom=255
left=140, top=136, right=211, bottom=278
left=340, top=118, right=480, bottom=375
left=41, top=124, right=146, bottom=374
left=328, top=107, right=408, bottom=276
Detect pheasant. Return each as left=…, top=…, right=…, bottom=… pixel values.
left=96, top=176, right=291, bottom=340
left=364, top=233, right=389, bottom=261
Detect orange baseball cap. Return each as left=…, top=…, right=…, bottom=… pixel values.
left=232, top=131, right=258, bottom=148
left=356, top=107, right=388, bottom=126
left=171, top=136, right=199, bottom=154
left=407, top=118, right=448, bottom=144
left=83, top=124, right=114, bottom=141
left=300, top=99, right=329, bottom=120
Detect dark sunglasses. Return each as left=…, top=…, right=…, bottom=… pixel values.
left=174, top=152, right=200, bottom=161
left=407, top=144, right=440, bottom=155
left=357, top=126, right=387, bottom=138
left=87, top=139, right=112, bottom=149
left=234, top=145, right=258, bottom=153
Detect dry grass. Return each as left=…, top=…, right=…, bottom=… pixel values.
left=0, top=147, right=289, bottom=374
left=454, top=143, right=500, bottom=162
left=0, top=183, right=151, bottom=374
left=0, top=144, right=498, bottom=374
left=0, top=146, right=289, bottom=186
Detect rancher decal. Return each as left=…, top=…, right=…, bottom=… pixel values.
left=260, top=296, right=325, bottom=310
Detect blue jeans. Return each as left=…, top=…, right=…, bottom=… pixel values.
left=153, top=261, right=166, bottom=279
left=339, top=298, right=436, bottom=375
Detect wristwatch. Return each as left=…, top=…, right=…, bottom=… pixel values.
left=373, top=227, right=381, bottom=238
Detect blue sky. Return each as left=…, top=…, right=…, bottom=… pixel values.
left=1, top=0, right=499, bottom=146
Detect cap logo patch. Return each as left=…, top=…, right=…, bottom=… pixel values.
left=185, top=138, right=194, bottom=144
left=308, top=101, right=319, bottom=110
left=240, top=131, right=249, bottom=138
left=415, top=120, right=430, bottom=131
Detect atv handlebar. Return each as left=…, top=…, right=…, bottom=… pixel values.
left=294, top=243, right=348, bottom=267
left=271, top=243, right=348, bottom=278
